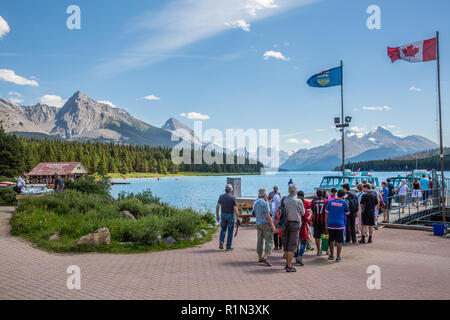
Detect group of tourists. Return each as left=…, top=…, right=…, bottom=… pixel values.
left=216, top=179, right=390, bottom=273
left=12, top=173, right=65, bottom=194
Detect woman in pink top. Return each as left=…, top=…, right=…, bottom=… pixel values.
left=328, top=188, right=337, bottom=201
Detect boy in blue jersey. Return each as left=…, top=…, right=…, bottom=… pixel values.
left=325, top=189, right=350, bottom=262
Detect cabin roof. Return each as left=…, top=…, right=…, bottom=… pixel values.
left=27, top=162, right=88, bottom=176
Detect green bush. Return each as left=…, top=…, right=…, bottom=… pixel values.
left=117, top=189, right=161, bottom=205
left=201, top=212, right=216, bottom=225
left=0, top=187, right=17, bottom=206
left=162, top=210, right=202, bottom=238
left=64, top=176, right=111, bottom=196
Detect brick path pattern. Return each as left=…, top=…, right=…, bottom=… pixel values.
left=0, top=207, right=449, bottom=300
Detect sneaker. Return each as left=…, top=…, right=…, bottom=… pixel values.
left=296, top=257, right=304, bottom=266
left=226, top=247, right=234, bottom=251
left=306, top=247, right=314, bottom=252
left=286, top=267, right=297, bottom=273
left=336, top=257, right=342, bottom=262
left=328, top=255, right=335, bottom=261
left=359, top=237, right=366, bottom=244
left=284, top=264, right=289, bottom=270
left=368, top=237, right=372, bottom=244
left=219, top=242, right=224, bottom=250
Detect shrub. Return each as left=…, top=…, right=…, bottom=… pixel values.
left=64, top=176, right=111, bottom=196
left=117, top=189, right=161, bottom=205
left=0, top=187, right=17, bottom=206
left=201, top=212, right=216, bottom=225
left=162, top=210, right=202, bottom=238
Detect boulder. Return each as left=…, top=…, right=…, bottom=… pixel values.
left=182, top=235, right=194, bottom=242
left=49, top=232, right=60, bottom=241
left=76, top=228, right=111, bottom=246
left=120, top=210, right=136, bottom=220
left=207, top=224, right=214, bottom=229
left=162, top=236, right=177, bottom=246
left=200, top=229, right=208, bottom=237
left=194, top=233, right=203, bottom=240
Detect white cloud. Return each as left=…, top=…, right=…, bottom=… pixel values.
left=263, top=50, right=290, bottom=61
left=246, top=0, right=278, bottom=16
left=39, top=95, right=67, bottom=108
left=94, top=0, right=317, bottom=75
left=361, top=105, right=391, bottom=111
left=8, top=91, right=23, bottom=104
left=0, top=69, right=39, bottom=86
left=0, top=16, right=10, bottom=39
left=180, top=112, right=210, bottom=120
left=287, top=138, right=310, bottom=144
left=225, top=19, right=251, bottom=32
left=143, top=94, right=160, bottom=101
left=350, top=126, right=365, bottom=132
left=98, top=100, right=117, bottom=108
left=409, top=86, right=422, bottom=92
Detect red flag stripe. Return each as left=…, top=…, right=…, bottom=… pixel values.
left=387, top=46, right=401, bottom=63
left=423, top=38, right=437, bottom=61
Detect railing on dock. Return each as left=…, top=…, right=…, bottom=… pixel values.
left=385, top=186, right=449, bottom=226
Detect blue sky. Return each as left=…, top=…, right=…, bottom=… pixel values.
left=0, top=0, right=449, bottom=151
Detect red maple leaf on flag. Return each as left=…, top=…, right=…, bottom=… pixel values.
left=402, top=45, right=419, bottom=57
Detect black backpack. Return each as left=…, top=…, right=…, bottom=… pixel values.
left=347, top=192, right=359, bottom=214
left=276, top=197, right=288, bottom=230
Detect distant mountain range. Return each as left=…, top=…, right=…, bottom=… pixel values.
left=0, top=92, right=438, bottom=170
left=280, top=127, right=438, bottom=171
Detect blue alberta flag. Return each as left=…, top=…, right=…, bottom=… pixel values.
left=307, top=66, right=342, bottom=88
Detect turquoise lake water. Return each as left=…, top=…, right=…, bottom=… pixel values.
left=109, top=171, right=429, bottom=212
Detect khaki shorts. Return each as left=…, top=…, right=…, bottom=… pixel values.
left=282, top=221, right=300, bottom=252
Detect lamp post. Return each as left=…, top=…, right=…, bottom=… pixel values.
left=335, top=116, right=352, bottom=183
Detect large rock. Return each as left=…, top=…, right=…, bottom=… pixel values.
left=200, top=229, right=208, bottom=237
left=194, top=233, right=203, bottom=240
left=76, top=228, right=111, bottom=246
left=162, top=236, right=177, bottom=246
left=120, top=210, right=136, bottom=220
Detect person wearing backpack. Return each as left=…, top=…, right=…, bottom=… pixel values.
left=342, top=183, right=358, bottom=244
left=276, top=184, right=305, bottom=272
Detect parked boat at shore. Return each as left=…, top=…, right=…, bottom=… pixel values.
left=316, top=170, right=379, bottom=192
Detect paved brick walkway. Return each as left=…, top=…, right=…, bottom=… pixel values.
left=1, top=206, right=449, bottom=300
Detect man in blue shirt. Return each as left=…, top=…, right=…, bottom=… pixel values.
left=381, top=182, right=389, bottom=223
left=253, top=188, right=276, bottom=266
left=216, top=184, right=240, bottom=251
left=420, top=175, right=430, bottom=205
left=325, top=189, right=350, bottom=262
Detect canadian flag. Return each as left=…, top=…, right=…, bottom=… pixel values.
left=388, top=38, right=437, bottom=63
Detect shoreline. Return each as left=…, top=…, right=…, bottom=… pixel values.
left=104, top=172, right=262, bottom=179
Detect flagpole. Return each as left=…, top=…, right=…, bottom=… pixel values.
left=436, top=31, right=446, bottom=223
left=341, top=60, right=345, bottom=183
